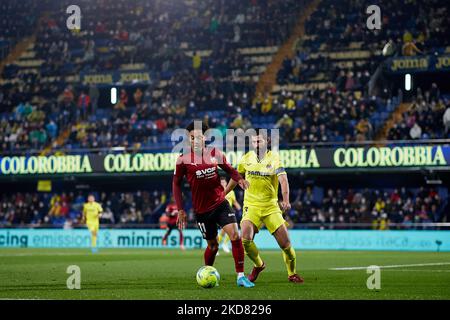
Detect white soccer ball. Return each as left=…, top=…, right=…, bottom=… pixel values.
left=196, top=266, right=220, bottom=288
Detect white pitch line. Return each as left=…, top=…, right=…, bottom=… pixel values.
left=0, top=299, right=46, bottom=300
left=384, top=269, right=450, bottom=273
left=329, top=262, right=450, bottom=271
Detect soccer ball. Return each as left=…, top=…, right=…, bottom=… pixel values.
left=382, top=41, right=395, bottom=56
left=196, top=266, right=220, bottom=288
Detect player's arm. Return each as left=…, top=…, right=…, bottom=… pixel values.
left=278, top=173, right=291, bottom=212
left=275, top=153, right=290, bottom=212
left=233, top=198, right=241, bottom=211
left=218, top=150, right=249, bottom=192
left=81, top=204, right=86, bottom=224
left=172, top=157, right=187, bottom=229
left=224, top=179, right=238, bottom=195
left=97, top=204, right=103, bottom=219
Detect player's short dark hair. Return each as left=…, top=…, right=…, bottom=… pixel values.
left=220, top=176, right=227, bottom=181
left=186, top=121, right=209, bottom=134
left=252, top=128, right=270, bottom=138
left=253, top=128, right=266, bottom=136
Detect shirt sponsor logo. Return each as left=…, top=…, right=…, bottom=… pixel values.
left=247, top=170, right=273, bottom=176
left=195, top=167, right=216, bottom=178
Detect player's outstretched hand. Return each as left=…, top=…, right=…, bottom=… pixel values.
left=177, top=210, right=187, bottom=229
left=238, top=179, right=250, bottom=190
left=279, top=200, right=291, bottom=212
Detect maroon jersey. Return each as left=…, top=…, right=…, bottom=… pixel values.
left=172, top=147, right=242, bottom=214
left=165, top=203, right=178, bottom=225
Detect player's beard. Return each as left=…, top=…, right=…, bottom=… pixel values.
left=255, top=146, right=267, bottom=160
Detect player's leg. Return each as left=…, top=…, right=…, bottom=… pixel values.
left=217, top=228, right=225, bottom=254
left=205, top=238, right=219, bottom=266
left=162, top=225, right=173, bottom=246
left=218, top=228, right=226, bottom=244
left=222, top=222, right=243, bottom=267
left=221, top=222, right=244, bottom=272
left=241, top=219, right=265, bottom=282
left=88, top=223, right=99, bottom=253
left=222, top=235, right=230, bottom=253
left=216, top=201, right=254, bottom=287
left=272, top=223, right=304, bottom=283
left=196, top=213, right=219, bottom=266
left=178, top=227, right=185, bottom=250
left=218, top=228, right=230, bottom=252
left=241, top=206, right=265, bottom=269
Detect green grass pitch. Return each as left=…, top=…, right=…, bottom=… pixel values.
left=0, top=248, right=449, bottom=300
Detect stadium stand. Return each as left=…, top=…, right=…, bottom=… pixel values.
left=0, top=185, right=447, bottom=229
left=0, top=0, right=449, bottom=229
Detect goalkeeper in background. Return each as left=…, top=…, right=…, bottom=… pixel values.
left=81, top=194, right=103, bottom=253
left=218, top=177, right=242, bottom=254
left=225, top=129, right=304, bottom=283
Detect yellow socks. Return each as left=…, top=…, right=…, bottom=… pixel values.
left=282, top=246, right=297, bottom=276
left=91, top=234, right=97, bottom=248
left=242, top=239, right=263, bottom=267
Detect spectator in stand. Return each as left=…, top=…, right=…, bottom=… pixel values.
left=77, top=91, right=91, bottom=121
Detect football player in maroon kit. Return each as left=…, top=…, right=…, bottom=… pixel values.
left=172, top=121, right=255, bottom=288
left=162, top=199, right=185, bottom=250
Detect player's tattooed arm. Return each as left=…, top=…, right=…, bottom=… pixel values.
left=278, top=174, right=291, bottom=212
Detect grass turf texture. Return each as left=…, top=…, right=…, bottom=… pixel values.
left=0, top=249, right=449, bottom=299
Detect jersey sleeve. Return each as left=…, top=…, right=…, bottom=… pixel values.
left=172, top=155, right=186, bottom=211
left=82, top=204, right=87, bottom=214
left=97, top=203, right=103, bottom=213
left=273, top=152, right=286, bottom=176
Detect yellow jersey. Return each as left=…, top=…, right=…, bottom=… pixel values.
left=225, top=190, right=237, bottom=207
left=237, top=150, right=286, bottom=207
left=83, top=202, right=103, bottom=222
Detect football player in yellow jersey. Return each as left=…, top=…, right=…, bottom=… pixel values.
left=81, top=194, right=103, bottom=253
left=218, top=177, right=242, bottom=253
left=225, top=129, right=304, bottom=283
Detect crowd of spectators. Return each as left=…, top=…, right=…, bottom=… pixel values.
left=0, top=189, right=170, bottom=227
left=388, top=85, right=450, bottom=140
left=1, top=0, right=306, bottom=153
left=0, top=0, right=39, bottom=59
left=278, top=0, right=450, bottom=87
left=288, top=186, right=446, bottom=230
left=1, top=186, right=447, bottom=230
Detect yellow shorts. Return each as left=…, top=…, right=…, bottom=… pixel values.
left=240, top=203, right=288, bottom=234
left=86, top=221, right=99, bottom=233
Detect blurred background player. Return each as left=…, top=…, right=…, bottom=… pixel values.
left=162, top=197, right=185, bottom=250
left=81, top=194, right=103, bottom=253
left=173, top=121, right=254, bottom=288
left=218, top=177, right=242, bottom=254
left=225, top=129, right=304, bottom=283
